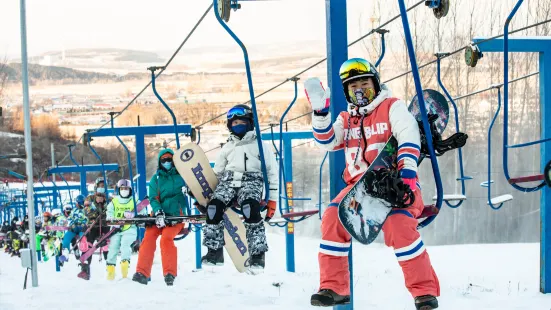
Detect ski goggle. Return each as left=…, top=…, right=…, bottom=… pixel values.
left=227, top=106, right=250, bottom=120
left=160, top=157, right=173, bottom=163
left=339, top=58, right=375, bottom=83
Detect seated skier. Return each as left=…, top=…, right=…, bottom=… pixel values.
left=199, top=104, right=278, bottom=270
left=305, top=58, right=440, bottom=309
left=78, top=179, right=110, bottom=280
left=60, top=195, right=88, bottom=262
left=105, top=179, right=146, bottom=280
left=132, top=148, right=189, bottom=286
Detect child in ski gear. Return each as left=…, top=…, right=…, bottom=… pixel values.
left=133, top=149, right=189, bottom=286
left=306, top=58, right=440, bottom=309
left=78, top=181, right=111, bottom=280
left=200, top=104, right=278, bottom=269
left=105, top=179, right=146, bottom=280
left=0, top=221, right=9, bottom=249
left=4, top=218, right=17, bottom=254
left=36, top=212, right=54, bottom=261
left=60, top=195, right=88, bottom=261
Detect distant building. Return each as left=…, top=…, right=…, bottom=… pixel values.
left=52, top=103, right=72, bottom=112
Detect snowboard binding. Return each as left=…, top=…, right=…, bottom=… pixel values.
left=363, top=169, right=415, bottom=208
left=418, top=113, right=468, bottom=163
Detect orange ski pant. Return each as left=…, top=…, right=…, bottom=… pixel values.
left=318, top=183, right=440, bottom=298
left=135, top=223, right=184, bottom=278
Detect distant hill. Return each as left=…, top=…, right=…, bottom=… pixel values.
left=2, top=63, right=248, bottom=85
left=4, top=63, right=119, bottom=84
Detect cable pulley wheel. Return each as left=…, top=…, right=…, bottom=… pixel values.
left=218, top=0, right=231, bottom=22
left=431, top=0, right=450, bottom=19
left=464, top=44, right=482, bottom=68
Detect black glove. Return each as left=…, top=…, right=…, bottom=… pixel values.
left=155, top=210, right=166, bottom=228
left=193, top=201, right=207, bottom=214
left=364, top=169, right=415, bottom=208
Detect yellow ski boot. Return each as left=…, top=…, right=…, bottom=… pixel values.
left=106, top=264, right=116, bottom=281
left=120, top=260, right=130, bottom=279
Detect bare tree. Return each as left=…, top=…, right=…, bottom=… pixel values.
left=0, top=58, right=7, bottom=105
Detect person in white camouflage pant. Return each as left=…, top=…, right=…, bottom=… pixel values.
left=201, top=104, right=279, bottom=270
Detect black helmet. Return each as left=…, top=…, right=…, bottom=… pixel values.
left=226, top=104, right=254, bottom=136
left=339, top=58, right=381, bottom=106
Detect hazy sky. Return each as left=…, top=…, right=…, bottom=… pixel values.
left=1, top=0, right=382, bottom=58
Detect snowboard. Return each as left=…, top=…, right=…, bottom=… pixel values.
left=174, top=142, right=251, bottom=273
left=408, top=89, right=449, bottom=134
left=105, top=215, right=206, bottom=226
left=79, top=227, right=117, bottom=263
left=43, top=226, right=69, bottom=231
left=338, top=89, right=449, bottom=245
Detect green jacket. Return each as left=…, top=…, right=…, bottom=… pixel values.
left=149, top=149, right=188, bottom=216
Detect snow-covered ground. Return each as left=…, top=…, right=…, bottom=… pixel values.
left=0, top=232, right=549, bottom=310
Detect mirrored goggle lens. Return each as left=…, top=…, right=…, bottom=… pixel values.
left=160, top=157, right=173, bottom=163
left=339, top=59, right=372, bottom=80
left=227, top=107, right=248, bottom=119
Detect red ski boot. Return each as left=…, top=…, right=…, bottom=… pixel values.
left=77, top=263, right=90, bottom=280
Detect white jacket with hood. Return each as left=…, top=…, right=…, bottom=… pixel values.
left=213, top=131, right=278, bottom=202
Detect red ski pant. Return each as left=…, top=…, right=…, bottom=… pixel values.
left=318, top=183, right=440, bottom=298
left=135, top=224, right=184, bottom=278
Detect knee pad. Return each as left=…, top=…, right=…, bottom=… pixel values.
left=206, top=199, right=226, bottom=224
left=241, top=199, right=262, bottom=224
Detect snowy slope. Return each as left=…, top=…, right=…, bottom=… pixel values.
left=0, top=233, right=549, bottom=310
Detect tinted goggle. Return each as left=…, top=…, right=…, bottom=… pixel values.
left=160, top=157, right=173, bottom=163
left=339, top=59, right=373, bottom=82
left=227, top=106, right=249, bottom=120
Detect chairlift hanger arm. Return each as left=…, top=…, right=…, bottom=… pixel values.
left=398, top=0, right=443, bottom=229
left=501, top=0, right=546, bottom=192
left=85, top=131, right=109, bottom=189
left=435, top=55, right=470, bottom=208
left=67, top=144, right=79, bottom=167
left=318, top=152, right=328, bottom=220
left=213, top=0, right=269, bottom=203
left=485, top=86, right=511, bottom=210
left=374, top=29, right=389, bottom=68
left=149, top=67, right=180, bottom=149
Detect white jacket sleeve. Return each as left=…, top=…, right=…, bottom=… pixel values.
left=389, top=100, right=421, bottom=178
left=213, top=144, right=228, bottom=179
left=262, top=142, right=279, bottom=202
left=312, top=112, right=346, bottom=151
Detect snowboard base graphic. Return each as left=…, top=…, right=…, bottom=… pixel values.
left=338, top=136, right=398, bottom=245
left=174, top=142, right=250, bottom=273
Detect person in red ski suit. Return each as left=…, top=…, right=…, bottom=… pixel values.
left=306, top=58, right=440, bottom=310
